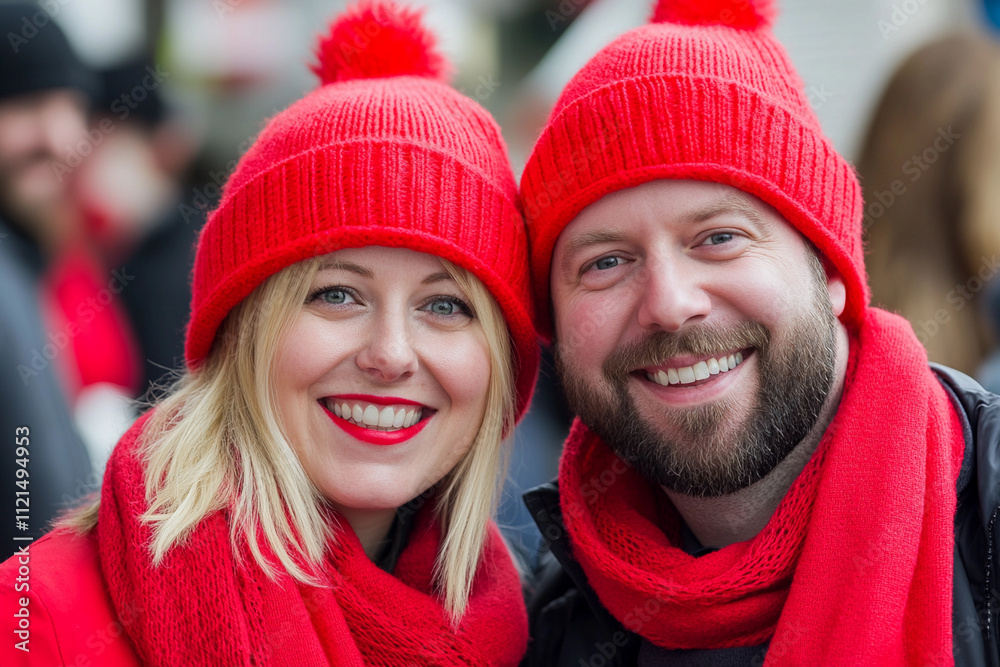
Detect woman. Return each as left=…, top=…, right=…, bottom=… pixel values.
left=0, top=2, right=538, bottom=665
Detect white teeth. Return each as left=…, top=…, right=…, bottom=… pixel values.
left=328, top=399, right=426, bottom=431
left=645, top=351, right=747, bottom=387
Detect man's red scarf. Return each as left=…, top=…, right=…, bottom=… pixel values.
left=97, top=413, right=527, bottom=666
left=560, top=308, right=966, bottom=664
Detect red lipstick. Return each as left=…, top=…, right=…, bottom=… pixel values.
left=331, top=394, right=424, bottom=407
left=320, top=401, right=430, bottom=446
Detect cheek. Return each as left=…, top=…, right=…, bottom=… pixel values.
left=426, top=333, right=492, bottom=422
left=277, top=341, right=319, bottom=385
left=272, top=317, right=352, bottom=435
left=0, top=118, right=31, bottom=158
left=274, top=332, right=317, bottom=394
left=719, top=271, right=799, bottom=329
left=276, top=316, right=350, bottom=383
left=272, top=329, right=316, bottom=444
left=554, top=291, right=630, bottom=371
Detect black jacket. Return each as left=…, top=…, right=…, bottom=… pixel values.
left=521, top=365, right=1000, bottom=666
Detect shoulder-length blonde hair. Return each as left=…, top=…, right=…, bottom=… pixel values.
left=66, top=254, right=516, bottom=620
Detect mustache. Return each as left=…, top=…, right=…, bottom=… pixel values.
left=602, top=321, right=770, bottom=382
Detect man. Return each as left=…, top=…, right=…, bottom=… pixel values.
left=520, top=1, right=999, bottom=665
left=0, top=3, right=96, bottom=559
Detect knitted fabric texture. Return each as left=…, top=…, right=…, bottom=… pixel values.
left=559, top=308, right=964, bottom=662
left=96, top=412, right=528, bottom=666
left=520, top=0, right=867, bottom=338
left=184, top=0, right=537, bottom=417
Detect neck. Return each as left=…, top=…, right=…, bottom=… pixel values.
left=665, top=326, right=850, bottom=549
left=334, top=506, right=397, bottom=560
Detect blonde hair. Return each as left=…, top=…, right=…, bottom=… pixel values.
left=63, top=254, right=516, bottom=620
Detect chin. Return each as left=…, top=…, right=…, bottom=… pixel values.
left=323, top=486, right=416, bottom=513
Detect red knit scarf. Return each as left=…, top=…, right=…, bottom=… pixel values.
left=560, top=308, right=966, bottom=664
left=97, top=413, right=527, bottom=666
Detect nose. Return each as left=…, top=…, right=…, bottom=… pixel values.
left=355, top=310, right=419, bottom=381
left=39, top=93, right=86, bottom=159
left=635, top=257, right=712, bottom=332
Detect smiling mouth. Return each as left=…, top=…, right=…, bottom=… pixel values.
left=642, top=350, right=748, bottom=387
left=321, top=398, right=429, bottom=432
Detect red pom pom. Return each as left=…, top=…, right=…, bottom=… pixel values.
left=311, top=0, right=450, bottom=85
left=651, top=0, right=775, bottom=30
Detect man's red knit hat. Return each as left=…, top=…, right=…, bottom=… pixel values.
left=185, top=0, right=538, bottom=418
left=521, top=0, right=869, bottom=339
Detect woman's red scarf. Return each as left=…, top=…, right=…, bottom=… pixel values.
left=560, top=308, right=966, bottom=664
left=97, top=414, right=527, bottom=666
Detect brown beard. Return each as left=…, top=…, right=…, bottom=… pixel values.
left=554, top=252, right=838, bottom=498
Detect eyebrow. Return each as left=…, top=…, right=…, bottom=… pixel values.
left=317, top=259, right=374, bottom=279
left=421, top=271, right=454, bottom=285
left=689, top=194, right=766, bottom=226
left=560, top=230, right=628, bottom=275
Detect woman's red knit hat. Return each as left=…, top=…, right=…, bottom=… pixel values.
left=521, top=0, right=869, bottom=339
left=185, top=0, right=538, bottom=418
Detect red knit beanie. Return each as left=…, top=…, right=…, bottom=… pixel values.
left=186, top=0, right=538, bottom=418
left=521, top=0, right=869, bottom=339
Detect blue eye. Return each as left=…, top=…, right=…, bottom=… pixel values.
left=594, top=256, right=620, bottom=270
left=422, top=296, right=473, bottom=318
left=429, top=299, right=456, bottom=315
left=705, top=233, right=734, bottom=246
left=321, top=289, right=351, bottom=304
left=307, top=286, right=357, bottom=306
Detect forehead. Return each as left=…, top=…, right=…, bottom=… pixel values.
left=555, top=179, right=800, bottom=257
left=315, top=245, right=448, bottom=275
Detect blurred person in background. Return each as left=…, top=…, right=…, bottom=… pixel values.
left=75, top=58, right=202, bottom=397
left=0, top=2, right=537, bottom=664
left=1, top=5, right=152, bottom=473
left=0, top=2, right=95, bottom=560
left=860, top=32, right=1000, bottom=380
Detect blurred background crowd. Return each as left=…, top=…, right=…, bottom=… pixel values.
left=3, top=0, right=1000, bottom=562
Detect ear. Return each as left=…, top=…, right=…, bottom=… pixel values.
left=820, top=255, right=847, bottom=318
